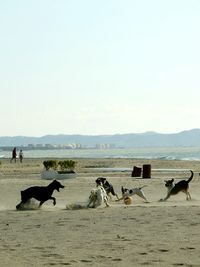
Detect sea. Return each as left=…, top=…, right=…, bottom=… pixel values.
left=1, top=147, right=200, bottom=161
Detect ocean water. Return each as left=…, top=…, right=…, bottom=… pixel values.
left=1, top=147, right=200, bottom=160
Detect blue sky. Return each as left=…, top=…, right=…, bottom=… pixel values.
left=0, top=0, right=200, bottom=136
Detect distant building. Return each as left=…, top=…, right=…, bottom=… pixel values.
left=75, top=143, right=82, bottom=149
left=109, top=144, right=116, bottom=149
left=27, top=144, right=35, bottom=148
left=95, top=144, right=110, bottom=149
left=36, top=144, right=44, bottom=148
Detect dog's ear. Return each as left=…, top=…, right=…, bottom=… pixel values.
left=95, top=178, right=100, bottom=184
left=96, top=179, right=101, bottom=186
left=171, top=178, right=174, bottom=182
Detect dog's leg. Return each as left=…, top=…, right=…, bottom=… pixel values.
left=39, top=201, right=45, bottom=207
left=50, top=197, right=56, bottom=205
left=163, top=194, right=170, bottom=201
left=104, top=197, right=110, bottom=207
left=16, top=199, right=31, bottom=210
left=115, top=197, right=124, bottom=202
left=87, top=199, right=92, bottom=208
left=159, top=192, right=171, bottom=202
left=115, top=193, right=120, bottom=200
left=88, top=191, right=97, bottom=208
left=136, top=191, right=149, bottom=202
left=107, top=193, right=112, bottom=201
left=110, top=188, right=119, bottom=200
left=139, top=195, right=149, bottom=202
left=39, top=197, right=56, bottom=207
left=186, top=191, right=191, bottom=200
left=16, top=201, right=23, bottom=210
left=87, top=197, right=95, bottom=208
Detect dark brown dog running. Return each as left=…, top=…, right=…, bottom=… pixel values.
left=16, top=180, right=64, bottom=210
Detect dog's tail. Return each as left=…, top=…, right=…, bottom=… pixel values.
left=187, top=170, right=194, bottom=183
left=139, top=185, right=148, bottom=190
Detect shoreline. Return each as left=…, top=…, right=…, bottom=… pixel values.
left=1, top=146, right=200, bottom=161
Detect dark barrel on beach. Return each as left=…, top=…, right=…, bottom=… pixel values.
left=131, top=166, right=142, bottom=177
left=142, top=164, right=151, bottom=178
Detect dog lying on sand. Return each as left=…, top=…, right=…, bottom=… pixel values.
left=16, top=180, right=64, bottom=210
left=95, top=177, right=119, bottom=200
left=117, top=185, right=149, bottom=203
left=160, top=170, right=193, bottom=201
left=87, top=185, right=109, bottom=208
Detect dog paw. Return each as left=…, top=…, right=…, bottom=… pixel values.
left=16, top=203, right=21, bottom=210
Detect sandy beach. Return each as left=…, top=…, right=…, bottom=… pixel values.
left=0, top=157, right=200, bottom=267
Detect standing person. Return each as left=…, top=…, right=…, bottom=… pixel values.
left=10, top=147, right=17, bottom=163
left=19, top=149, right=24, bottom=163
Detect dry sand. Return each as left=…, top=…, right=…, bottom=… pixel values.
left=0, top=158, right=200, bottom=266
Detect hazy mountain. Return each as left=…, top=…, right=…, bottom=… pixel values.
left=0, top=129, right=200, bottom=147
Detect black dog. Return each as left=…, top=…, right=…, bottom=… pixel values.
left=95, top=177, right=119, bottom=200
left=160, top=170, right=193, bottom=201
left=16, top=180, right=64, bottom=210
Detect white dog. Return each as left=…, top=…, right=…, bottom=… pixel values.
left=117, top=186, right=149, bottom=203
left=87, top=186, right=110, bottom=208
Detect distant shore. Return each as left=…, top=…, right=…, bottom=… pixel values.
left=1, top=146, right=200, bottom=160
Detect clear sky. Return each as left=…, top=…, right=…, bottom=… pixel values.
left=0, top=0, right=200, bottom=136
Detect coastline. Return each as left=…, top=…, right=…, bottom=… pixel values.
left=1, top=146, right=200, bottom=160
left=0, top=158, right=200, bottom=266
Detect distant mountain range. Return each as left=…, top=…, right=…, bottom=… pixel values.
left=1, top=129, right=200, bottom=148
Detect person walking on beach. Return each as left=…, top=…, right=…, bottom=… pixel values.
left=10, top=147, right=17, bottom=163
left=19, top=149, right=24, bottom=163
